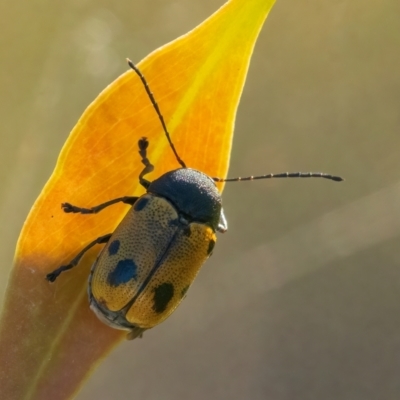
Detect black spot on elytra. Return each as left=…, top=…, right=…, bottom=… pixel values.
left=107, top=259, right=138, bottom=287
left=207, top=239, right=216, bottom=255
left=152, top=282, right=174, bottom=313
left=134, top=197, right=149, bottom=211
left=108, top=240, right=120, bottom=256
left=181, top=286, right=189, bottom=298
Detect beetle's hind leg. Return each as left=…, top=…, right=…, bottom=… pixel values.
left=46, top=233, right=112, bottom=282
left=126, top=327, right=146, bottom=340
left=62, top=196, right=138, bottom=214
left=138, top=137, right=154, bottom=189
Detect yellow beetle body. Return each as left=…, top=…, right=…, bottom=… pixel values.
left=87, top=168, right=225, bottom=339
left=89, top=191, right=217, bottom=336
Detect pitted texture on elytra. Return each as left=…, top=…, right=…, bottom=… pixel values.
left=125, top=222, right=216, bottom=328
left=90, top=194, right=179, bottom=312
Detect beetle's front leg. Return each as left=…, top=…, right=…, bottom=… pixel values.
left=138, top=137, right=154, bottom=189
left=63, top=196, right=138, bottom=214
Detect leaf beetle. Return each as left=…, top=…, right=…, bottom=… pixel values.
left=46, top=59, right=343, bottom=340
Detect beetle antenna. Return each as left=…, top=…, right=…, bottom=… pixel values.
left=212, top=172, right=344, bottom=183
left=127, top=59, right=186, bottom=169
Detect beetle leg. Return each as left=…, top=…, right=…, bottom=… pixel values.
left=46, top=234, right=112, bottom=282
left=62, top=196, right=138, bottom=214
left=138, top=137, right=154, bottom=189
left=126, top=327, right=146, bottom=340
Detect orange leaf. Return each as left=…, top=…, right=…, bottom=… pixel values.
left=0, top=0, right=276, bottom=399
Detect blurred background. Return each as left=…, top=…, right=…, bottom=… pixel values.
left=1, top=0, right=400, bottom=399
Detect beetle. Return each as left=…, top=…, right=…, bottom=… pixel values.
left=46, top=59, right=343, bottom=340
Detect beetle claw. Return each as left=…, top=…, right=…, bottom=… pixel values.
left=62, top=203, right=77, bottom=213
left=126, top=327, right=145, bottom=340
left=46, top=271, right=60, bottom=282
